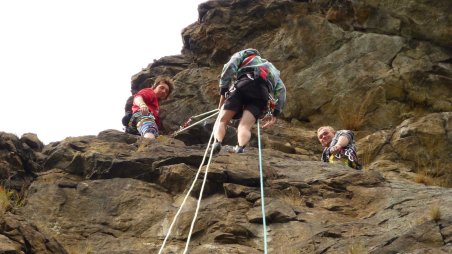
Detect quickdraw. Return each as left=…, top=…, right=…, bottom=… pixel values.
left=263, top=94, right=277, bottom=118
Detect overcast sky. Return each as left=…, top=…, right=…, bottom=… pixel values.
left=0, top=0, right=206, bottom=144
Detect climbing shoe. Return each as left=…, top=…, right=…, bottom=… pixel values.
left=233, top=145, right=245, bottom=154
left=212, top=142, right=222, bottom=154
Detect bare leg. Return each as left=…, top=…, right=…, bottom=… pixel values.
left=214, top=109, right=236, bottom=142
left=237, top=110, right=256, bottom=146
left=143, top=133, right=156, bottom=139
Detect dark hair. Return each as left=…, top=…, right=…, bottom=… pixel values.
left=153, top=76, right=174, bottom=99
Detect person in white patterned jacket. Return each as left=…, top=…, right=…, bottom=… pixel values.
left=317, top=126, right=362, bottom=170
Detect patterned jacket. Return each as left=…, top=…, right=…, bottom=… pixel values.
left=321, top=130, right=362, bottom=170
left=219, top=48, right=287, bottom=116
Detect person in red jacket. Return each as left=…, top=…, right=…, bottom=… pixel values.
left=129, top=76, right=174, bottom=139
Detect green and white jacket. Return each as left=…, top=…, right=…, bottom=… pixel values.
left=219, top=48, right=287, bottom=116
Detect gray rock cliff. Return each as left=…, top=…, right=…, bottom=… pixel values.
left=0, top=0, right=451, bottom=253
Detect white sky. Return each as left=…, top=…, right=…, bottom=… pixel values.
left=0, top=0, right=206, bottom=144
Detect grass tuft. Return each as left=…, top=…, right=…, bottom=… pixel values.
left=359, top=143, right=374, bottom=171
left=278, top=187, right=304, bottom=207
left=347, top=240, right=367, bottom=254
left=0, top=186, right=11, bottom=215
left=429, top=202, right=441, bottom=222
left=0, top=185, right=26, bottom=216
left=414, top=173, right=434, bottom=186
left=339, top=87, right=382, bottom=131
left=66, top=243, right=94, bottom=254
left=414, top=159, right=451, bottom=188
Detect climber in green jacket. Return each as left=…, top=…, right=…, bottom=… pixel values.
left=212, top=48, right=286, bottom=154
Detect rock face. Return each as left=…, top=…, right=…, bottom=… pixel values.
left=11, top=131, right=452, bottom=253
left=161, top=0, right=451, bottom=133
left=0, top=0, right=451, bottom=253
left=0, top=132, right=41, bottom=190
left=0, top=212, right=67, bottom=254
left=358, top=112, right=452, bottom=183
left=129, top=0, right=452, bottom=185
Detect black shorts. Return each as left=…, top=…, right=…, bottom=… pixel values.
left=223, top=77, right=269, bottom=120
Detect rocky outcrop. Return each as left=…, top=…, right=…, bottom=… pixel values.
left=130, top=0, right=452, bottom=185
left=171, top=0, right=452, bottom=133
left=358, top=112, right=452, bottom=184
left=11, top=131, right=452, bottom=253
left=1, top=0, right=451, bottom=253
left=126, top=0, right=452, bottom=136
left=0, top=132, right=41, bottom=190
left=0, top=212, right=67, bottom=254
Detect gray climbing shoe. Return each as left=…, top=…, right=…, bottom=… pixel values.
left=212, top=142, right=222, bottom=154
left=233, top=145, right=245, bottom=154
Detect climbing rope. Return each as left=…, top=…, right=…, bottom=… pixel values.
left=171, top=110, right=219, bottom=137
left=257, top=120, right=269, bottom=254
left=190, top=108, right=219, bottom=119
left=158, top=111, right=220, bottom=254
left=183, top=119, right=219, bottom=254
left=159, top=110, right=269, bottom=253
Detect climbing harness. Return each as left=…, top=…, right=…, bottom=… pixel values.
left=171, top=109, right=219, bottom=137
left=258, top=94, right=278, bottom=120
left=257, top=120, right=269, bottom=254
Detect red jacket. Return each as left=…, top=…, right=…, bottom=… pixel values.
left=132, top=88, right=161, bottom=127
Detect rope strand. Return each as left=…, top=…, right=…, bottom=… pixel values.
left=183, top=108, right=222, bottom=253
left=257, top=120, right=268, bottom=254
left=158, top=113, right=220, bottom=254
left=159, top=108, right=269, bottom=253
left=172, top=111, right=219, bottom=137
left=183, top=128, right=217, bottom=254
left=191, top=108, right=219, bottom=119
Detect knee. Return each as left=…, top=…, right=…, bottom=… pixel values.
left=144, top=133, right=156, bottom=139
left=219, top=118, right=230, bottom=126
left=238, top=124, right=252, bottom=132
